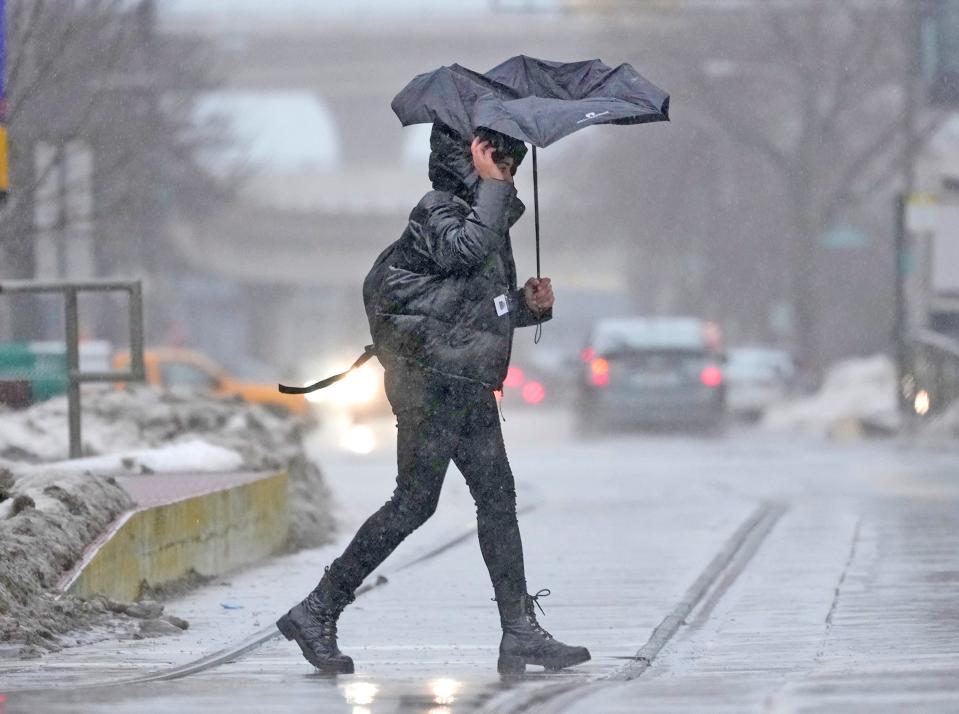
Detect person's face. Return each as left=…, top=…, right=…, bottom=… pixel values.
left=496, top=155, right=517, bottom=177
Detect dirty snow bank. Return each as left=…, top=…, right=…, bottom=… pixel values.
left=0, top=385, right=336, bottom=549
left=762, top=355, right=901, bottom=438
left=0, top=467, right=141, bottom=658
left=0, top=386, right=335, bottom=657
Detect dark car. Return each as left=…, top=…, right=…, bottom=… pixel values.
left=574, top=317, right=726, bottom=435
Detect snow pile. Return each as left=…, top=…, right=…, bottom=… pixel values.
left=0, top=467, right=137, bottom=657
left=0, top=385, right=336, bottom=549
left=762, top=355, right=901, bottom=438
left=14, top=439, right=244, bottom=480
left=0, top=385, right=336, bottom=658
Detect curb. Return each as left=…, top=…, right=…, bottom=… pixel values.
left=59, top=471, right=289, bottom=602
left=5, top=504, right=543, bottom=693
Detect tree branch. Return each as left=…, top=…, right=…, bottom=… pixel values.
left=824, top=112, right=950, bottom=224
left=817, top=5, right=888, bottom=141
left=5, top=0, right=44, bottom=97
left=8, top=0, right=128, bottom=123
left=762, top=0, right=808, bottom=70
left=684, top=70, right=792, bottom=171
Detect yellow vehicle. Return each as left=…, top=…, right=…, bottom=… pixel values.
left=113, top=348, right=310, bottom=417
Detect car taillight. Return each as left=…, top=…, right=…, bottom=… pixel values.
left=700, top=364, right=723, bottom=388
left=590, top=357, right=609, bottom=387
left=522, top=381, right=546, bottom=404
left=504, top=365, right=524, bottom=389
left=581, top=347, right=596, bottom=363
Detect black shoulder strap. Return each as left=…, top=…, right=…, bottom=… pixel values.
left=278, top=345, right=376, bottom=394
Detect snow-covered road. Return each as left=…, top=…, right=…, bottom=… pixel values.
left=4, top=409, right=959, bottom=713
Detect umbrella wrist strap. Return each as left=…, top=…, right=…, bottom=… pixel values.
left=278, top=344, right=376, bottom=394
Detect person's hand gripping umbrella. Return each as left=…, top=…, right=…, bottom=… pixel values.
left=391, top=55, right=670, bottom=341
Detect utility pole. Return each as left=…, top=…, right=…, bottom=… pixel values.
left=895, top=0, right=921, bottom=414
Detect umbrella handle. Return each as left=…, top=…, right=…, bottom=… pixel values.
left=532, top=146, right=543, bottom=345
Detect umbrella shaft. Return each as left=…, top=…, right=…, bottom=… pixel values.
left=533, top=146, right=540, bottom=279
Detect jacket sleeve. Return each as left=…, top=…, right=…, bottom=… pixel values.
left=511, top=287, right=553, bottom=328
left=420, top=180, right=516, bottom=274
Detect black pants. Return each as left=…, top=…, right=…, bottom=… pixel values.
left=317, top=376, right=528, bottom=605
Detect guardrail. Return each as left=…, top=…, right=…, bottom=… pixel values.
left=904, top=329, right=959, bottom=418
left=0, top=279, right=146, bottom=458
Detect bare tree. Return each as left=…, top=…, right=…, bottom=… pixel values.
left=669, top=1, right=939, bottom=369
left=0, top=0, right=229, bottom=339
left=561, top=0, right=942, bottom=372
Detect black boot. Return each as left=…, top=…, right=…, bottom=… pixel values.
left=496, top=589, right=591, bottom=674
left=276, top=569, right=355, bottom=674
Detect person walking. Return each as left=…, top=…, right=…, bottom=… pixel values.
left=277, top=122, right=591, bottom=675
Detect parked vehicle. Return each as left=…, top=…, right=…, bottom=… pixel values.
left=574, top=317, right=726, bottom=435
left=113, top=348, right=310, bottom=417
left=724, top=347, right=796, bottom=421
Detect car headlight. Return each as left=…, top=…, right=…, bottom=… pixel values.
left=304, top=362, right=381, bottom=407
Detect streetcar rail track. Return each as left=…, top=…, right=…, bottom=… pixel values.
left=480, top=501, right=786, bottom=714
left=2, top=504, right=539, bottom=693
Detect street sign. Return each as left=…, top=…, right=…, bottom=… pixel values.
left=821, top=225, right=870, bottom=250
left=930, top=204, right=959, bottom=293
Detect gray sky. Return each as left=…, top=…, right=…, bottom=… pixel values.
left=164, top=0, right=558, bottom=18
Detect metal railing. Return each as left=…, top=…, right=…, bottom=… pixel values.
left=904, top=328, right=959, bottom=418
left=0, top=279, right=146, bottom=458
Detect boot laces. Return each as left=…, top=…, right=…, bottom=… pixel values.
left=303, top=604, right=340, bottom=641
left=317, top=611, right=338, bottom=639
left=526, top=589, right=554, bottom=639
left=305, top=595, right=351, bottom=642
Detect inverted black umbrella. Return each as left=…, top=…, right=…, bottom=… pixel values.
left=392, top=55, right=669, bottom=283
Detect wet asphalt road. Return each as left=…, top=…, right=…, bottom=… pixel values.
left=3, top=409, right=959, bottom=713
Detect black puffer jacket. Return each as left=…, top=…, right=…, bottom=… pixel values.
left=364, top=123, right=551, bottom=390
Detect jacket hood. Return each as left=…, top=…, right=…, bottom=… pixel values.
left=428, top=122, right=480, bottom=203
left=427, top=122, right=525, bottom=225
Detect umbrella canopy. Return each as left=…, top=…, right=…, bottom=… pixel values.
left=391, top=55, right=669, bottom=147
